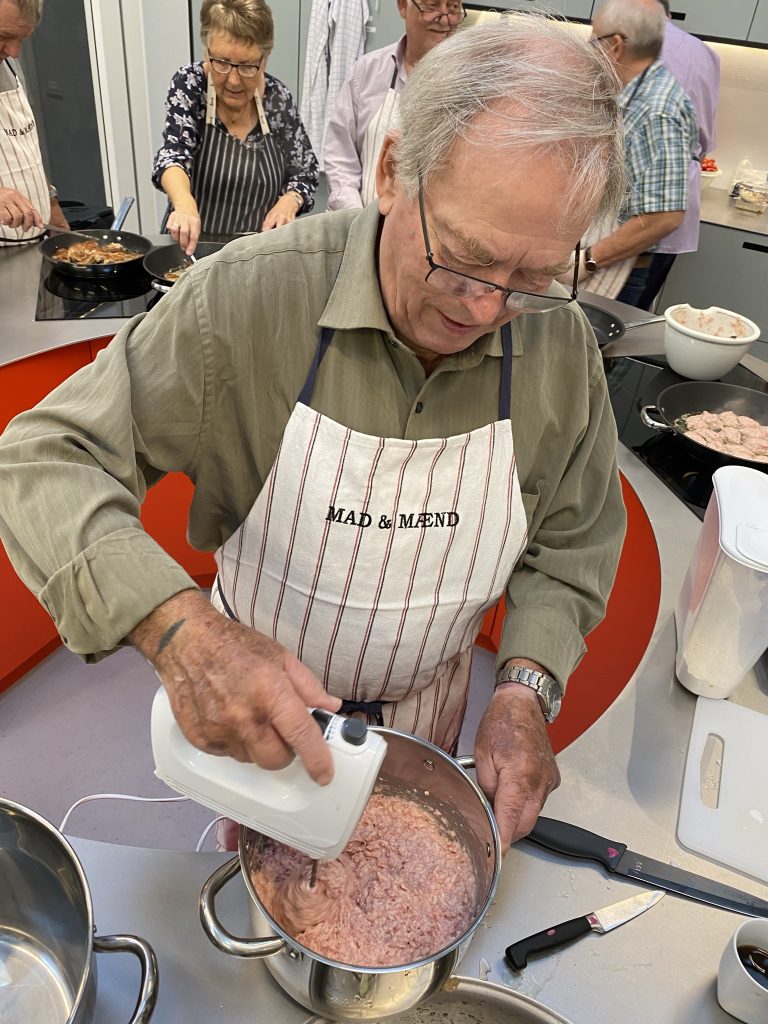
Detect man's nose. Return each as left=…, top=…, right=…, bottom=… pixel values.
left=462, top=288, right=508, bottom=322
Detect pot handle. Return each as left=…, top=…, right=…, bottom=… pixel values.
left=455, top=755, right=475, bottom=771
left=93, top=933, right=159, bottom=1024
left=640, top=405, right=673, bottom=432
left=200, top=855, right=286, bottom=958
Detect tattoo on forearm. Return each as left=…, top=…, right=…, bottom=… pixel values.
left=157, top=618, right=186, bottom=657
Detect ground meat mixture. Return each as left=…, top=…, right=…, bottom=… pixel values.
left=680, top=410, right=768, bottom=462
left=249, top=791, right=477, bottom=967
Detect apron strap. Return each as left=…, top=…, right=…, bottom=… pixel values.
left=299, top=322, right=513, bottom=417
left=388, top=59, right=399, bottom=91
left=339, top=698, right=386, bottom=727
left=499, top=321, right=512, bottom=421
left=215, top=576, right=239, bottom=619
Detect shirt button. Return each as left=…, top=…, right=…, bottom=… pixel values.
left=415, top=402, right=423, bottom=414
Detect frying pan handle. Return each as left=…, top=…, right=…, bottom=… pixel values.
left=200, top=855, right=286, bottom=958
left=93, top=933, right=159, bottom=1023
left=111, top=197, right=135, bottom=231
left=640, top=405, right=673, bottom=432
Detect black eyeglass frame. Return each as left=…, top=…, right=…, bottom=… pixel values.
left=417, top=183, right=580, bottom=313
left=207, top=53, right=263, bottom=78
left=410, top=0, right=467, bottom=22
left=592, top=32, right=628, bottom=44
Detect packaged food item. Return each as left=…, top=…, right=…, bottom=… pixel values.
left=734, top=185, right=768, bottom=215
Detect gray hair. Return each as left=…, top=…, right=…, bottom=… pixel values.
left=200, top=0, right=274, bottom=54
left=13, top=0, right=44, bottom=23
left=392, top=14, right=626, bottom=231
left=594, top=0, right=666, bottom=60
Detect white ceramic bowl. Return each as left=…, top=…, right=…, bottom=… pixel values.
left=700, top=168, right=723, bottom=189
left=663, top=304, right=761, bottom=380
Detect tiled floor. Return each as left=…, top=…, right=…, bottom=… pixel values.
left=0, top=640, right=494, bottom=850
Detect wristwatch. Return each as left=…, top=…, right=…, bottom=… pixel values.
left=495, top=664, right=563, bottom=723
left=584, top=246, right=599, bottom=273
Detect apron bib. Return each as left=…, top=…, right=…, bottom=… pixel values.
left=359, top=65, right=399, bottom=208
left=188, top=74, right=283, bottom=235
left=212, top=324, right=527, bottom=751
left=0, top=61, right=50, bottom=244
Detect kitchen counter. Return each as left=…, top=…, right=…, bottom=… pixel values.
left=701, top=185, right=768, bottom=237
left=0, top=235, right=170, bottom=368
left=65, top=442, right=768, bottom=1024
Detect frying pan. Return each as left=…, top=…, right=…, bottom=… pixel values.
left=142, top=240, right=226, bottom=292
left=641, top=380, right=768, bottom=469
left=39, top=197, right=153, bottom=280
left=578, top=301, right=664, bottom=347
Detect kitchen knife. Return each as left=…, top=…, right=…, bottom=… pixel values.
left=527, top=817, right=768, bottom=918
left=505, top=889, right=664, bottom=970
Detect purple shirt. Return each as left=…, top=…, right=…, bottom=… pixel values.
left=657, top=21, right=720, bottom=254
left=323, top=38, right=407, bottom=211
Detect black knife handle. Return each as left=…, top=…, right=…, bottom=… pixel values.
left=505, top=916, right=592, bottom=970
left=527, top=817, right=627, bottom=871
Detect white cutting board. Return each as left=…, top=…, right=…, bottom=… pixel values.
left=678, top=697, right=768, bottom=884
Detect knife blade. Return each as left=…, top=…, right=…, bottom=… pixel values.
left=526, top=817, right=768, bottom=918
left=504, top=889, right=664, bottom=970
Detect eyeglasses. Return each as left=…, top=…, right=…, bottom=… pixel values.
left=418, top=185, right=579, bottom=314
left=207, top=53, right=262, bottom=78
left=591, top=32, right=628, bottom=45
left=410, top=0, right=467, bottom=23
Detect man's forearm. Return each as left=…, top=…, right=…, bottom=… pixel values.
left=591, top=210, right=684, bottom=267
left=130, top=588, right=209, bottom=664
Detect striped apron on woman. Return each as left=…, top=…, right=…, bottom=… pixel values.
left=211, top=322, right=528, bottom=754
left=190, top=75, right=283, bottom=235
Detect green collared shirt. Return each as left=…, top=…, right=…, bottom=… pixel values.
left=0, top=203, right=626, bottom=689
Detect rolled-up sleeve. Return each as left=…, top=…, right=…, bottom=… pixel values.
left=0, top=274, right=209, bottom=659
left=152, top=65, right=206, bottom=190
left=271, top=79, right=319, bottom=213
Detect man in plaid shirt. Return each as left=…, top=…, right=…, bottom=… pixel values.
left=577, top=0, right=697, bottom=304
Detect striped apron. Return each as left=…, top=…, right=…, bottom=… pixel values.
left=359, top=63, right=400, bottom=208
left=189, top=75, right=283, bottom=235
left=0, top=59, right=49, bottom=244
left=211, top=322, right=527, bottom=753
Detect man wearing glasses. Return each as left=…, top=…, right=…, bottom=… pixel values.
left=0, top=18, right=627, bottom=852
left=324, top=0, right=464, bottom=211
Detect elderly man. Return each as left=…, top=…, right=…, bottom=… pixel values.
left=578, top=0, right=697, bottom=304
left=323, top=0, right=463, bottom=211
left=0, top=0, right=68, bottom=242
left=0, top=17, right=626, bottom=850
left=636, top=0, right=720, bottom=309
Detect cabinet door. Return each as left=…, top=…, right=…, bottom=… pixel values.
left=657, top=223, right=768, bottom=332
left=666, top=0, right=758, bottom=41
left=748, top=0, right=768, bottom=43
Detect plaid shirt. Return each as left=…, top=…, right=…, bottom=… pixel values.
left=619, top=60, right=698, bottom=224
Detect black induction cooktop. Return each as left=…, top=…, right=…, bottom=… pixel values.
left=604, top=355, right=768, bottom=520
left=35, top=262, right=163, bottom=321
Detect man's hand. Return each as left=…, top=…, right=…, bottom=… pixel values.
left=261, top=193, right=301, bottom=231
left=0, top=186, right=43, bottom=231
left=131, top=590, right=342, bottom=783
left=474, top=685, right=560, bottom=851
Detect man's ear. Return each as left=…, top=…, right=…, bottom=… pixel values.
left=376, top=134, right=398, bottom=214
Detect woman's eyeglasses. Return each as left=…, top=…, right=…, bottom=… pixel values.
left=418, top=185, right=579, bottom=314
left=208, top=54, right=262, bottom=78
left=410, top=0, right=467, bottom=23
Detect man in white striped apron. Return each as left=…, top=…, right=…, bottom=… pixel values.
left=0, top=0, right=68, bottom=243
left=0, top=18, right=628, bottom=851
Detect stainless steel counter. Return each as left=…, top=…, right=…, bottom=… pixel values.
left=68, top=444, right=768, bottom=1024
left=701, top=186, right=768, bottom=237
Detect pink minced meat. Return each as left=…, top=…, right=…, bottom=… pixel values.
left=249, top=791, right=477, bottom=967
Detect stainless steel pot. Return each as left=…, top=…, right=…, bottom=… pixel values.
left=0, top=798, right=158, bottom=1024
left=200, top=729, right=501, bottom=1022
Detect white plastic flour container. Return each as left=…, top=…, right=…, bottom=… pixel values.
left=675, top=466, right=768, bottom=697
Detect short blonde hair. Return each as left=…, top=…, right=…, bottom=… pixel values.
left=200, top=0, right=274, bottom=54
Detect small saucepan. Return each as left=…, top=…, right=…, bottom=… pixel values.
left=640, top=380, right=768, bottom=469
left=0, top=798, right=158, bottom=1024
left=39, top=197, right=153, bottom=280
left=142, top=240, right=226, bottom=292
left=199, top=728, right=501, bottom=1022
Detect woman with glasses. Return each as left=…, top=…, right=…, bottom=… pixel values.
left=152, top=0, right=318, bottom=255
left=324, top=0, right=464, bottom=212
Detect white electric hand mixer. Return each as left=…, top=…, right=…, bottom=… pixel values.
left=150, top=687, right=388, bottom=860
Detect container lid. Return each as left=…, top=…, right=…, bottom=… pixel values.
left=712, top=466, right=768, bottom=572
